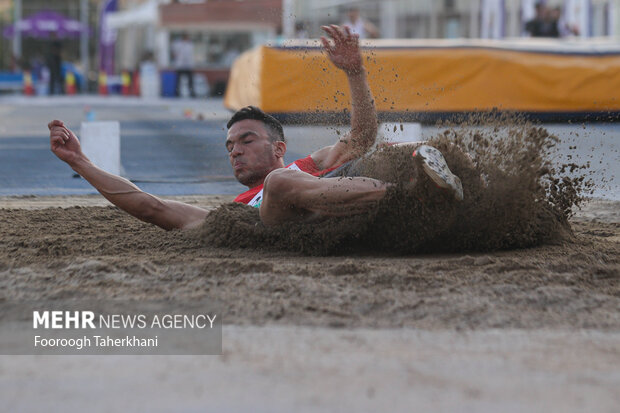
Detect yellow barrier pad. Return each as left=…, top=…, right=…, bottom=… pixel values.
left=225, top=39, right=620, bottom=116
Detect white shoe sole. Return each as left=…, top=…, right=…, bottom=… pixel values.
left=414, top=145, right=464, bottom=201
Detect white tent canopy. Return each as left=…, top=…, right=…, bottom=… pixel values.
left=105, top=0, right=159, bottom=29
left=105, top=0, right=168, bottom=68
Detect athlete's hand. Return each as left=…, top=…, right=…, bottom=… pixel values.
left=320, top=25, right=363, bottom=75
left=49, top=120, right=83, bottom=165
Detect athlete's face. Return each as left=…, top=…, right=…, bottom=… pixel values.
left=226, top=119, right=285, bottom=188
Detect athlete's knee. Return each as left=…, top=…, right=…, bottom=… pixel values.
left=260, top=169, right=301, bottom=226
left=262, top=168, right=298, bottom=202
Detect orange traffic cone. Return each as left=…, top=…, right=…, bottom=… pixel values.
left=23, top=71, right=34, bottom=96
left=98, top=72, right=108, bottom=95
left=65, top=72, right=76, bottom=95
left=121, top=70, right=131, bottom=96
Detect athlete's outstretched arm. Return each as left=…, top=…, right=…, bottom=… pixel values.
left=48, top=120, right=208, bottom=230
left=312, top=24, right=378, bottom=170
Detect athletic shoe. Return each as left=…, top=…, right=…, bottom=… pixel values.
left=413, top=145, right=464, bottom=201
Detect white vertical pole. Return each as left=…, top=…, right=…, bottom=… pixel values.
left=522, top=0, right=538, bottom=36
left=480, top=0, right=504, bottom=39
left=12, top=0, right=21, bottom=61
left=507, top=0, right=520, bottom=37
left=156, top=30, right=169, bottom=68
left=522, top=0, right=537, bottom=21
left=380, top=0, right=397, bottom=38
left=80, top=0, right=89, bottom=92
left=481, top=0, right=488, bottom=38
left=565, top=0, right=575, bottom=34
left=499, top=0, right=506, bottom=38
left=583, top=0, right=591, bottom=38
left=282, top=0, right=295, bottom=38
left=611, top=0, right=619, bottom=37
left=429, top=1, right=438, bottom=38
left=607, top=0, right=614, bottom=36
left=469, top=0, right=480, bottom=38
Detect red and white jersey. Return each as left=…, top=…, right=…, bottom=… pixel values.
left=234, top=155, right=339, bottom=208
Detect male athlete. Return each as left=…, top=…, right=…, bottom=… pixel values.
left=49, top=25, right=462, bottom=231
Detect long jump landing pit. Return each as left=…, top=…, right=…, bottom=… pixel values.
left=225, top=38, right=620, bottom=123
left=1, top=194, right=618, bottom=330
left=0, top=195, right=618, bottom=411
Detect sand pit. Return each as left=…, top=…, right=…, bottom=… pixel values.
left=1, top=195, right=618, bottom=330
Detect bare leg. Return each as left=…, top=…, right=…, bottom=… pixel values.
left=260, top=143, right=463, bottom=226
left=260, top=168, right=389, bottom=226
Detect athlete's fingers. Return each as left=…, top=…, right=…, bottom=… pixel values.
left=329, top=24, right=345, bottom=44
left=60, top=125, right=73, bottom=138
left=51, top=135, right=65, bottom=147
left=50, top=125, right=64, bottom=135
left=344, top=27, right=359, bottom=45
left=338, top=25, right=349, bottom=44
left=320, top=36, right=334, bottom=54
left=49, top=126, right=61, bottom=136
left=321, top=25, right=336, bottom=41
left=51, top=127, right=70, bottom=142
left=321, top=38, right=336, bottom=58
left=48, top=120, right=64, bottom=130
left=343, top=25, right=354, bottom=44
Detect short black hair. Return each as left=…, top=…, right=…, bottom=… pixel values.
left=227, top=106, right=285, bottom=143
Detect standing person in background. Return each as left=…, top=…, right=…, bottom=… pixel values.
left=47, top=37, right=64, bottom=95
left=342, top=6, right=379, bottom=39
left=172, top=33, right=196, bottom=98
left=525, top=2, right=559, bottom=38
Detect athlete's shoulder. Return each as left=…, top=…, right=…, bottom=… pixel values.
left=290, top=155, right=320, bottom=174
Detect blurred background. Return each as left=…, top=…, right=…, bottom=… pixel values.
left=0, top=0, right=617, bottom=98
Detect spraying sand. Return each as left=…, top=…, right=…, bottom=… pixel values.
left=194, top=115, right=590, bottom=255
